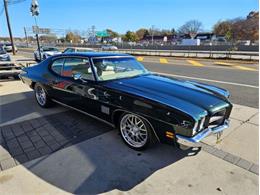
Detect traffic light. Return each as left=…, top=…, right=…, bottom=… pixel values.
left=30, top=0, right=39, bottom=16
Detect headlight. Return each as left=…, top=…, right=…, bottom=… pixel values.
left=192, top=121, right=199, bottom=135
left=192, top=117, right=206, bottom=135
left=199, top=117, right=206, bottom=130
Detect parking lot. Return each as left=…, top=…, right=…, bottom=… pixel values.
left=0, top=52, right=258, bottom=194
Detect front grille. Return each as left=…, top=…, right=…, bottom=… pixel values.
left=208, top=109, right=226, bottom=128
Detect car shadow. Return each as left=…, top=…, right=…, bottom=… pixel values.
left=23, top=131, right=201, bottom=194
left=1, top=90, right=202, bottom=194
left=0, top=91, right=67, bottom=126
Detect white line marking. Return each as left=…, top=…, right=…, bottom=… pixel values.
left=154, top=72, right=259, bottom=89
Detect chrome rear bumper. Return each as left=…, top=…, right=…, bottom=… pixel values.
left=176, top=120, right=229, bottom=147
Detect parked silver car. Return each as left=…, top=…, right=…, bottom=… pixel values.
left=34, top=46, right=61, bottom=61
left=63, top=47, right=95, bottom=53
left=3, top=43, right=18, bottom=53
left=0, top=46, right=21, bottom=79
left=0, top=46, right=11, bottom=61
left=101, top=45, right=118, bottom=51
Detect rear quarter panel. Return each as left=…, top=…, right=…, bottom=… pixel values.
left=20, top=59, right=51, bottom=89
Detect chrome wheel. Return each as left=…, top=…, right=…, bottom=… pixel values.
left=35, top=85, right=46, bottom=106
left=120, top=114, right=148, bottom=148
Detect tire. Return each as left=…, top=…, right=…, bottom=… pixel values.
left=119, top=113, right=153, bottom=150
left=34, top=83, right=52, bottom=108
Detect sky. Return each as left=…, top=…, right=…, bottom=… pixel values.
left=0, top=0, right=258, bottom=37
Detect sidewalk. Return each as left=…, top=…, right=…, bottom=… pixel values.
left=202, top=104, right=259, bottom=164
left=0, top=131, right=258, bottom=195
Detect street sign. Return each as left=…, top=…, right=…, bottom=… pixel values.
left=32, top=26, right=50, bottom=34
left=30, top=0, right=40, bottom=16
left=32, top=26, right=39, bottom=33
left=96, top=31, right=110, bottom=37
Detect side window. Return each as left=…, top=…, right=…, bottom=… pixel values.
left=62, top=57, right=94, bottom=80
left=51, top=58, right=64, bottom=75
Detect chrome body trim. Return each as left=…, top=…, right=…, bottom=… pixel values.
left=51, top=99, right=161, bottom=143
left=176, top=120, right=229, bottom=147
left=209, top=116, right=224, bottom=123
left=51, top=99, right=115, bottom=128
left=91, top=56, right=134, bottom=59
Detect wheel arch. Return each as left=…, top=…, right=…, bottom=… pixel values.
left=31, top=81, right=36, bottom=89
left=112, top=109, right=161, bottom=143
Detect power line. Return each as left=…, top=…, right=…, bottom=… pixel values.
left=7, top=0, right=26, bottom=5
left=0, top=0, right=26, bottom=15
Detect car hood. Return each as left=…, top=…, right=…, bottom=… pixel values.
left=105, top=74, right=231, bottom=119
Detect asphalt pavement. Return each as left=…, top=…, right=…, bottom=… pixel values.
left=143, top=61, right=258, bottom=108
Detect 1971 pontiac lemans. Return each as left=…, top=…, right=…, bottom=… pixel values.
left=19, top=53, right=232, bottom=150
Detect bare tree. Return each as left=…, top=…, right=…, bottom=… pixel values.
left=178, top=20, right=203, bottom=38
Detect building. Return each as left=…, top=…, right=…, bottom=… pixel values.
left=141, top=35, right=177, bottom=44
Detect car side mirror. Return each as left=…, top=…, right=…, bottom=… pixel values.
left=73, top=73, right=82, bottom=80
left=73, top=73, right=88, bottom=83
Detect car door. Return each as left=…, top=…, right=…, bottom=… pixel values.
left=49, top=56, right=101, bottom=114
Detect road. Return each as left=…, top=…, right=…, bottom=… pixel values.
left=142, top=60, right=258, bottom=108
left=17, top=51, right=259, bottom=108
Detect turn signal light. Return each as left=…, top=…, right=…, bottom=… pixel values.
left=166, top=131, right=174, bottom=139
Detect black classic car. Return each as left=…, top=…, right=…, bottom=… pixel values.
left=19, top=53, right=232, bottom=150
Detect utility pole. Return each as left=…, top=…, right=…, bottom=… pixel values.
left=34, top=17, right=41, bottom=61
left=151, top=25, right=155, bottom=46
left=24, top=27, right=29, bottom=47
left=30, top=0, right=41, bottom=61
left=3, top=0, right=16, bottom=55
left=91, top=25, right=96, bottom=45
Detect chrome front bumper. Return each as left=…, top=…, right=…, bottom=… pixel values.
left=176, top=120, right=229, bottom=147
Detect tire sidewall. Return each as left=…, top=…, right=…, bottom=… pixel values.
left=34, top=83, right=51, bottom=108
left=119, top=112, right=152, bottom=150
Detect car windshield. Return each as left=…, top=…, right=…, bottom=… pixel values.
left=92, top=57, right=149, bottom=81
left=42, top=47, right=59, bottom=52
